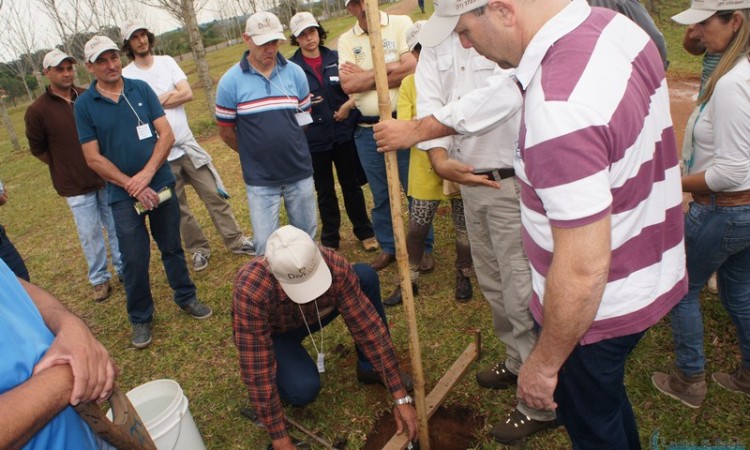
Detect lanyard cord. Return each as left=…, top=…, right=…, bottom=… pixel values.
left=97, top=84, right=145, bottom=125
left=298, top=300, right=325, bottom=356
left=253, top=63, right=304, bottom=112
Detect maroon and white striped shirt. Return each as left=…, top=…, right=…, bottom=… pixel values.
left=513, top=1, right=687, bottom=344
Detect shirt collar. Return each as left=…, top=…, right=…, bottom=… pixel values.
left=514, top=0, right=590, bottom=90
left=239, top=50, right=288, bottom=74
left=353, top=11, right=388, bottom=36
left=90, top=77, right=131, bottom=101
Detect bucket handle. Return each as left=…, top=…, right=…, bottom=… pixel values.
left=75, top=384, right=158, bottom=450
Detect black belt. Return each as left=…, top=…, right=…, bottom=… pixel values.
left=358, top=111, right=397, bottom=124
left=475, top=168, right=515, bottom=181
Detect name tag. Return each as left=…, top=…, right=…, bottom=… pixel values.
left=329, top=76, right=340, bottom=83
left=295, top=111, right=313, bottom=126
left=136, top=124, right=153, bottom=140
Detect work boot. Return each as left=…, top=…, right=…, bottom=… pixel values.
left=418, top=252, right=434, bottom=273
left=490, top=408, right=559, bottom=444
left=383, top=282, right=418, bottom=307
left=370, top=252, right=396, bottom=271
left=713, top=367, right=750, bottom=396
left=455, top=269, right=472, bottom=302
left=476, top=362, right=518, bottom=390
left=93, top=280, right=112, bottom=302
left=652, top=369, right=707, bottom=408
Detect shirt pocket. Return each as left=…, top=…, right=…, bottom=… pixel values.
left=437, top=54, right=453, bottom=72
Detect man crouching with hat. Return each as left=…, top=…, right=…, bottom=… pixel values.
left=232, top=225, right=418, bottom=449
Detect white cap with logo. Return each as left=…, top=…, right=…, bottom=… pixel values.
left=43, top=49, right=76, bottom=69
left=290, top=12, right=320, bottom=37
left=406, top=20, right=427, bottom=52
left=83, top=35, right=119, bottom=63
left=121, top=18, right=149, bottom=42
left=672, top=0, right=750, bottom=24
left=265, top=225, right=332, bottom=304
left=246, top=11, right=287, bottom=45
left=419, top=0, right=489, bottom=48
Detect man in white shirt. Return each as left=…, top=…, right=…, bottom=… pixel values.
left=120, top=20, right=254, bottom=272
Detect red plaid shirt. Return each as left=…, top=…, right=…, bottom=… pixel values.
left=232, top=249, right=405, bottom=440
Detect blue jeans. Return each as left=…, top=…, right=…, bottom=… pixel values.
left=245, top=176, right=317, bottom=256
left=353, top=126, right=433, bottom=255
left=554, top=330, right=646, bottom=450
left=272, top=264, right=387, bottom=406
left=110, top=192, right=196, bottom=324
left=66, top=189, right=122, bottom=286
left=670, top=202, right=750, bottom=375
left=0, top=224, right=29, bottom=281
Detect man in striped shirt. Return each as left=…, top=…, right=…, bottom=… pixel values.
left=397, top=0, right=688, bottom=447
left=216, top=12, right=317, bottom=256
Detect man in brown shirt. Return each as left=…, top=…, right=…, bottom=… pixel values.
left=25, top=49, right=122, bottom=301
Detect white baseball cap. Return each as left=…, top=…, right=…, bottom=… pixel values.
left=419, top=0, right=488, bottom=47
left=406, top=20, right=426, bottom=52
left=672, top=0, right=748, bottom=24
left=121, top=18, right=149, bottom=42
left=290, top=12, right=319, bottom=37
left=43, top=49, right=76, bottom=69
left=265, top=225, right=332, bottom=304
left=245, top=11, right=287, bottom=45
left=83, top=35, right=119, bottom=63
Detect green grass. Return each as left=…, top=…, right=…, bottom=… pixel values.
left=0, top=1, right=747, bottom=449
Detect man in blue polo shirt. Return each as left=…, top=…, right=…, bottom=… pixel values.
left=75, top=35, right=212, bottom=349
left=216, top=11, right=317, bottom=256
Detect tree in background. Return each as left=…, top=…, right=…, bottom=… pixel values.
left=137, top=0, right=216, bottom=115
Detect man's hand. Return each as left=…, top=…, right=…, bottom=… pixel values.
left=516, top=355, right=558, bottom=412
left=30, top=309, right=117, bottom=405
left=339, top=61, right=365, bottom=76
left=373, top=119, right=419, bottom=152
left=271, top=435, right=297, bottom=450
left=393, top=404, right=419, bottom=443
left=135, top=187, right=160, bottom=211
left=428, top=150, right=500, bottom=189
left=125, top=170, right=155, bottom=197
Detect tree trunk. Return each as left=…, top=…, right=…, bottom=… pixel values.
left=1, top=95, right=21, bottom=152
left=181, top=0, right=215, bottom=116
left=34, top=71, right=45, bottom=97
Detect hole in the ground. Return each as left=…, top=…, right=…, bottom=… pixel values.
left=362, top=404, right=484, bottom=450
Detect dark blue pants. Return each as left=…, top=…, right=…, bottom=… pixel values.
left=272, top=263, right=387, bottom=406
left=110, top=192, right=196, bottom=324
left=0, top=224, right=29, bottom=282
left=311, top=139, right=374, bottom=248
left=554, top=330, right=646, bottom=450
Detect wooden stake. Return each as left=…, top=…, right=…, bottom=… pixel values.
left=362, top=1, right=430, bottom=448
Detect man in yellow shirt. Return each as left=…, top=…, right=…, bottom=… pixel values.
left=338, top=0, right=434, bottom=272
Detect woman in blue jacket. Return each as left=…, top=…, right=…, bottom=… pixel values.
left=289, top=12, right=377, bottom=252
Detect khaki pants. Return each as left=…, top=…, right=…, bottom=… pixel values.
left=170, top=155, right=244, bottom=255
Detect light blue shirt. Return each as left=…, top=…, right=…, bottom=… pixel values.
left=0, top=260, right=99, bottom=450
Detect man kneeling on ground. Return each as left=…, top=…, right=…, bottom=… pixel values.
left=232, top=225, right=417, bottom=449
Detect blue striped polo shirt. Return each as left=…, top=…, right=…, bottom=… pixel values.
left=216, top=51, right=313, bottom=187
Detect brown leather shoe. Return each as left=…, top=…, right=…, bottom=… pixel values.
left=370, top=252, right=396, bottom=271
left=419, top=252, right=434, bottom=273
left=93, top=280, right=112, bottom=302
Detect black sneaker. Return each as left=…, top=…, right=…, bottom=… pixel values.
left=132, top=322, right=152, bottom=349
left=476, top=362, right=518, bottom=390
left=181, top=299, right=213, bottom=320
left=490, top=408, right=559, bottom=444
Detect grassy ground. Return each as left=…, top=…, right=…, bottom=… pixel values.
left=0, top=1, right=748, bottom=449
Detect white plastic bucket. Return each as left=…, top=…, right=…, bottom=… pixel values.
left=108, top=379, right=207, bottom=450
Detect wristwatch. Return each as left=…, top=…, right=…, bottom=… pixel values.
left=394, top=395, right=413, bottom=406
